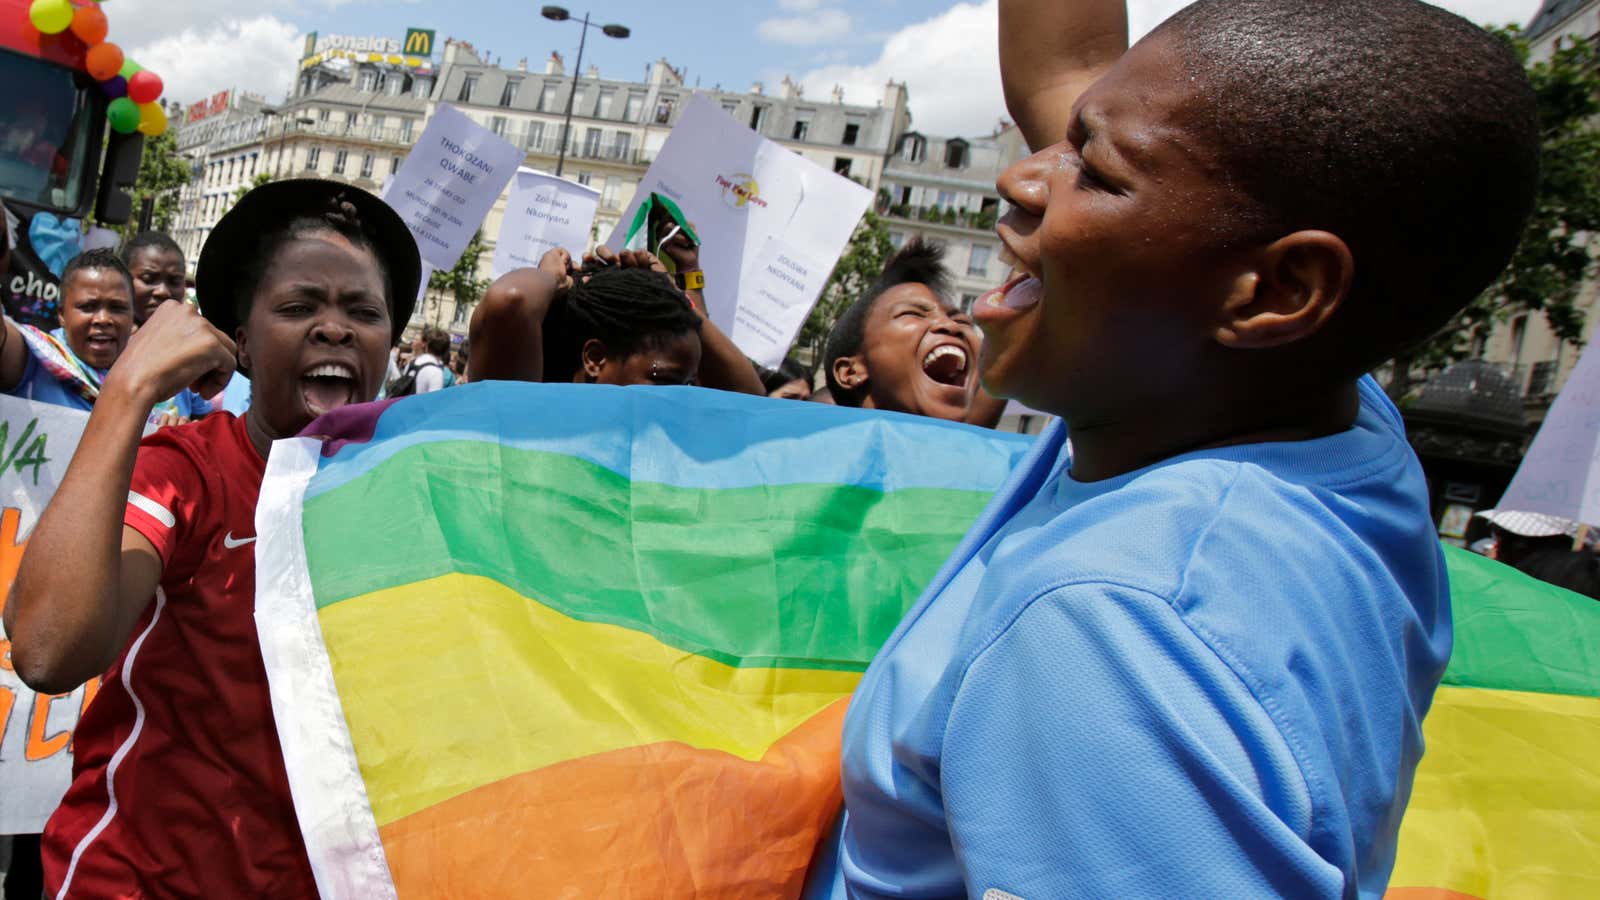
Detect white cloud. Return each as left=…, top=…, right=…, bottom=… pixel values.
left=798, top=0, right=1547, bottom=138
left=127, top=16, right=304, bottom=108
left=797, top=0, right=1001, bottom=136
left=759, top=9, right=853, bottom=46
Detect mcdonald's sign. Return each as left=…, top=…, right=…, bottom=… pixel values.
left=403, top=28, right=435, bottom=58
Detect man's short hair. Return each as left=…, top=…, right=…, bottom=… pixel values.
left=123, top=231, right=184, bottom=265
left=61, top=248, right=134, bottom=298
left=823, top=238, right=952, bottom=407
left=424, top=326, right=451, bottom=359
left=1153, top=0, right=1539, bottom=367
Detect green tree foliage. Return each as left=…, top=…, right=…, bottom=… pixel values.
left=797, top=211, right=894, bottom=364
left=108, top=127, right=191, bottom=240
left=1388, top=26, right=1600, bottom=398
left=428, top=229, right=490, bottom=320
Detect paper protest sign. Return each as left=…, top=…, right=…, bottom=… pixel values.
left=1499, top=343, right=1600, bottom=523
left=490, top=169, right=600, bottom=280
left=384, top=104, right=523, bottom=271
left=606, top=95, right=872, bottom=368
left=0, top=395, right=103, bottom=833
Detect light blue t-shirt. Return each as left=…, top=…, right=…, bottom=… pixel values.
left=811, top=376, right=1451, bottom=899
left=6, top=329, right=214, bottom=420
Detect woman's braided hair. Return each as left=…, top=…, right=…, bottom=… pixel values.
left=234, top=194, right=394, bottom=324
left=542, top=265, right=701, bottom=382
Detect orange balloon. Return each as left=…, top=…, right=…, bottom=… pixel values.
left=70, top=4, right=107, bottom=45
left=85, top=41, right=123, bottom=82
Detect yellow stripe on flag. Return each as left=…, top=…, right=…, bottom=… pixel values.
left=317, top=573, right=863, bottom=827
left=1387, top=684, right=1600, bottom=899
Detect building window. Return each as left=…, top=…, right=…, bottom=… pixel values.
left=945, top=139, right=968, bottom=168
left=249, top=153, right=258, bottom=176
left=721, top=100, right=739, bottom=116
left=539, top=82, right=560, bottom=111
left=360, top=153, right=374, bottom=179
left=612, top=131, right=632, bottom=160
left=500, top=79, right=521, bottom=107
left=749, top=104, right=769, bottom=132
left=318, top=107, right=330, bottom=123
left=333, top=149, right=348, bottom=174
left=387, top=76, right=406, bottom=97
left=937, top=190, right=956, bottom=208
left=584, top=128, right=603, bottom=158
left=960, top=294, right=978, bottom=313
left=842, top=121, right=860, bottom=145
left=414, top=76, right=433, bottom=97
left=390, top=155, right=402, bottom=175
left=833, top=157, right=852, bottom=176
left=624, top=92, right=644, bottom=122
left=1528, top=360, right=1559, bottom=397
left=457, top=74, right=478, bottom=103
left=889, top=231, right=906, bottom=249
left=306, top=146, right=322, bottom=170
left=597, top=88, right=617, bottom=118
left=526, top=120, right=545, bottom=149
left=967, top=245, right=991, bottom=277
left=792, top=119, right=809, bottom=141
left=344, top=111, right=356, bottom=133
left=602, top=175, right=619, bottom=209
left=654, top=97, right=675, bottom=124
left=491, top=116, right=508, bottom=138
left=899, top=133, right=925, bottom=162
left=577, top=171, right=593, bottom=186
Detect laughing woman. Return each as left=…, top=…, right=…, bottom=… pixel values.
left=3, top=179, right=421, bottom=897
left=823, top=239, right=1007, bottom=427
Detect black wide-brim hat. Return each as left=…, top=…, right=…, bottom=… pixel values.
left=195, top=179, right=421, bottom=347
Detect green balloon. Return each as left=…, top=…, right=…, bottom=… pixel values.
left=118, top=58, right=142, bottom=80
left=107, top=97, right=140, bottom=134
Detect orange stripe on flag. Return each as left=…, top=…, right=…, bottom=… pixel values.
left=1384, top=890, right=1483, bottom=900
left=378, top=699, right=848, bottom=898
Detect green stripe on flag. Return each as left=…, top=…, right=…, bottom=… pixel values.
left=1442, top=545, right=1600, bottom=699
left=303, top=441, right=989, bottom=670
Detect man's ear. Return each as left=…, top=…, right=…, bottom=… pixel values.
left=831, top=354, right=869, bottom=393
left=580, top=338, right=608, bottom=380
left=1213, top=230, right=1353, bottom=350
left=235, top=325, right=251, bottom=372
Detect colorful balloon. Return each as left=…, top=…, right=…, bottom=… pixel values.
left=136, top=102, right=168, bottom=137
left=69, top=3, right=108, bottom=44
left=85, top=42, right=123, bottom=81
left=118, top=58, right=142, bottom=80
left=99, top=75, right=127, bottom=99
left=127, top=70, right=163, bottom=105
left=28, top=0, right=73, bottom=35
left=107, top=97, right=140, bottom=134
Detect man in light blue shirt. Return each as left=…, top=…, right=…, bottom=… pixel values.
left=809, top=0, right=1538, bottom=896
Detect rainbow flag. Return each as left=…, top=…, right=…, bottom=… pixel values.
left=1386, top=546, right=1600, bottom=899
left=253, top=383, right=1035, bottom=899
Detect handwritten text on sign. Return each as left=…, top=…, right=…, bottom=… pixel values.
left=491, top=168, right=601, bottom=280
left=0, top=398, right=105, bottom=834
left=384, top=104, right=523, bottom=270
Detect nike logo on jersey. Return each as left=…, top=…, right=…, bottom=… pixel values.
left=223, top=532, right=257, bottom=549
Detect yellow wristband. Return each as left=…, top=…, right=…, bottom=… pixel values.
left=681, top=270, right=705, bottom=291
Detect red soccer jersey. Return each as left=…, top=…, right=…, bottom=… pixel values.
left=41, top=413, right=318, bottom=899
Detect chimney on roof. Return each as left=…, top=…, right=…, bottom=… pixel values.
left=516, top=57, right=528, bottom=72
left=831, top=85, right=845, bottom=104
left=546, top=51, right=564, bottom=75
left=751, top=81, right=764, bottom=95
left=781, top=75, right=801, bottom=100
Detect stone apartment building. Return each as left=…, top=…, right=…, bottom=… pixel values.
left=1474, top=0, right=1599, bottom=417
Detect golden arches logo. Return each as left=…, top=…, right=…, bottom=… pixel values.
left=404, top=29, right=435, bottom=57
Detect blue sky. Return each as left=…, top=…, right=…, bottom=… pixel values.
left=115, top=0, right=1546, bottom=138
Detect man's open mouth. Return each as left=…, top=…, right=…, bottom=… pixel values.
left=301, top=363, right=357, bottom=417
left=922, top=343, right=969, bottom=387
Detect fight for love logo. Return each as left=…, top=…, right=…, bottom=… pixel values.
left=715, top=173, right=769, bottom=211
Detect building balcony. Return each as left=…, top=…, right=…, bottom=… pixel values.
left=505, top=130, right=656, bottom=167
left=880, top=202, right=999, bottom=233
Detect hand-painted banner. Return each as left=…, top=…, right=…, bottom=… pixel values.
left=1384, top=546, right=1600, bottom=899
left=255, top=383, right=1036, bottom=898
left=0, top=394, right=98, bottom=834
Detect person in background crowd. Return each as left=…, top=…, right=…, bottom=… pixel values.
left=1474, top=508, right=1574, bottom=567
left=761, top=357, right=812, bottom=400
left=122, top=231, right=186, bottom=326
left=1513, top=547, right=1600, bottom=601
left=411, top=325, right=452, bottom=394
left=812, top=0, right=1539, bottom=897
left=4, top=179, right=422, bottom=897
left=809, top=385, right=835, bottom=405
left=452, top=340, right=470, bottom=385
left=824, top=239, right=1006, bottom=427
left=469, top=244, right=762, bottom=394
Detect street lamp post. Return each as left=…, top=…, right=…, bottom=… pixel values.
left=540, top=5, right=630, bottom=177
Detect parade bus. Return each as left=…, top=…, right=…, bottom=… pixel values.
left=0, top=0, right=141, bottom=325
